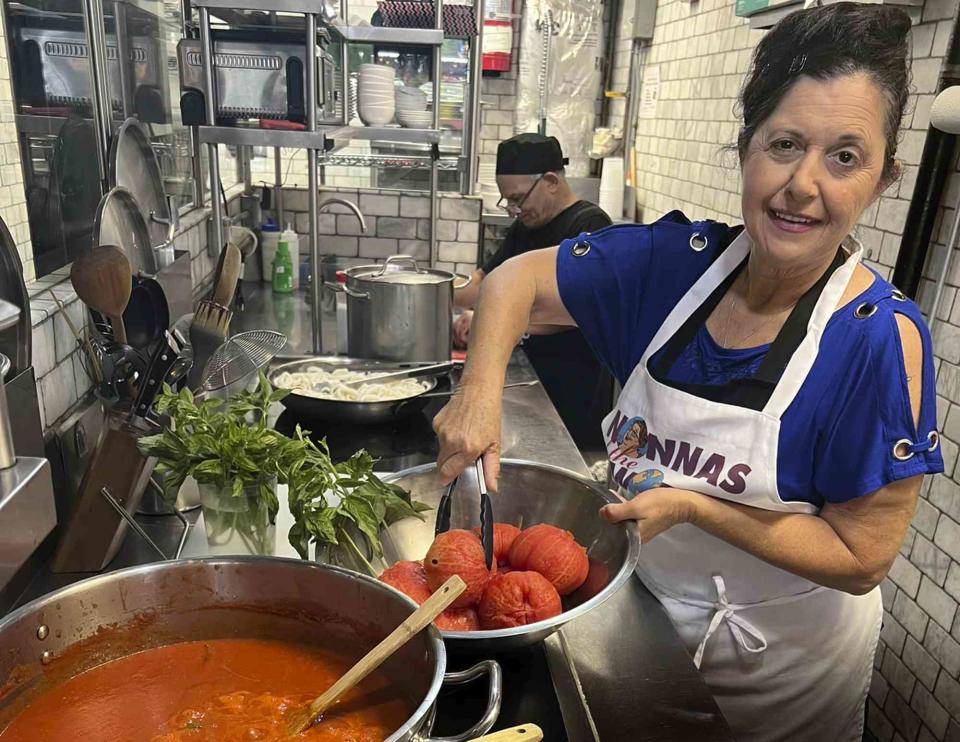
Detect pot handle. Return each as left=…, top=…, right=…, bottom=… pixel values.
left=324, top=281, right=369, bottom=300
left=425, top=659, right=502, bottom=742
left=453, top=272, right=472, bottom=290
left=379, top=254, right=423, bottom=275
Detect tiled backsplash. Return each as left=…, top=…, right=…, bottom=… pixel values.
left=271, top=186, right=483, bottom=276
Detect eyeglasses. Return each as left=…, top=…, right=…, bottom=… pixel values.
left=497, top=174, right=546, bottom=217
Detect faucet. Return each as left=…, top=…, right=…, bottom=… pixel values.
left=318, top=198, right=367, bottom=233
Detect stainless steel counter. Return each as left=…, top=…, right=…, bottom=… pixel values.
left=11, top=280, right=732, bottom=741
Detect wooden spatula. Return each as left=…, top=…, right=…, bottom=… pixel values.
left=70, top=246, right=132, bottom=345
left=474, top=725, right=544, bottom=741
left=285, top=575, right=466, bottom=736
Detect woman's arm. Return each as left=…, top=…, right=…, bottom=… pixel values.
left=433, top=247, right=573, bottom=488
left=625, top=476, right=919, bottom=595
left=453, top=269, right=486, bottom=309
left=602, top=315, right=926, bottom=595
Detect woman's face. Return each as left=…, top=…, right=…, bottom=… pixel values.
left=741, top=73, right=891, bottom=275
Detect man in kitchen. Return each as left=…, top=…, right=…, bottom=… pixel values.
left=453, top=133, right=613, bottom=452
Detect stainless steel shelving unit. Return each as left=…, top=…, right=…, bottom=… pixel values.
left=191, top=0, right=446, bottom=354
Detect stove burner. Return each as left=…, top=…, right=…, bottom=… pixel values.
left=273, top=397, right=444, bottom=471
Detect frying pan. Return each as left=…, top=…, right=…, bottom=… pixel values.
left=123, top=276, right=170, bottom=350
left=268, top=356, right=442, bottom=424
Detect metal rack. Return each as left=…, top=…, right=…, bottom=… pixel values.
left=191, top=0, right=447, bottom=354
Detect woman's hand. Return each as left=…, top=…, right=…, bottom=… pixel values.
left=433, top=385, right=503, bottom=490
left=600, top=487, right=700, bottom=542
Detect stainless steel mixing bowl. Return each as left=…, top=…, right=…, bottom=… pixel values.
left=382, top=459, right=642, bottom=652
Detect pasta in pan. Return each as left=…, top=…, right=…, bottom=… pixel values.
left=273, top=367, right=431, bottom=402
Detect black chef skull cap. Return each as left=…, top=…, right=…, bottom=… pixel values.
left=496, top=133, right=569, bottom=175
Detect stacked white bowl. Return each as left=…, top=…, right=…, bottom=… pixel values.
left=395, top=86, right=432, bottom=128
left=477, top=162, right=500, bottom=211
left=358, top=64, right=396, bottom=126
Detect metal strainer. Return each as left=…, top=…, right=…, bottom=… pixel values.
left=199, top=330, right=287, bottom=393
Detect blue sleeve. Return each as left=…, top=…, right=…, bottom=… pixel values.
left=811, top=300, right=944, bottom=503
left=555, top=212, right=733, bottom=385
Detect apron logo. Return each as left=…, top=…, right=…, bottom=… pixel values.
left=606, top=410, right=752, bottom=495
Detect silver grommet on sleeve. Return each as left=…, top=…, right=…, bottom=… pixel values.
left=928, top=431, right=940, bottom=451
left=854, top=302, right=877, bottom=319
left=891, top=290, right=906, bottom=302
left=892, top=439, right=915, bottom=461
left=689, top=233, right=708, bottom=252
left=571, top=241, right=591, bottom=257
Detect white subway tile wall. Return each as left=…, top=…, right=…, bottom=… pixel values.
left=269, top=186, right=482, bottom=266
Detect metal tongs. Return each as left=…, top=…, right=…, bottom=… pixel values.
left=435, top=458, right=495, bottom=570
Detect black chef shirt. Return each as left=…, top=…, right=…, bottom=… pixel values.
left=482, top=200, right=614, bottom=451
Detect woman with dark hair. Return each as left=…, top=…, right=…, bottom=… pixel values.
left=432, top=4, right=944, bottom=740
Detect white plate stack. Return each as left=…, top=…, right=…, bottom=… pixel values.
left=358, top=64, right=396, bottom=126
left=599, top=156, right=625, bottom=220
left=396, top=86, right=432, bottom=128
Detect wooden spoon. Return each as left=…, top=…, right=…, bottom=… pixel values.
left=474, top=725, right=544, bottom=741
left=70, top=246, right=131, bottom=345
left=286, top=575, right=466, bottom=736
left=211, top=242, right=242, bottom=307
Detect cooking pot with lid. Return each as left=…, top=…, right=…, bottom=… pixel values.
left=0, top=557, right=501, bottom=741
left=331, top=255, right=471, bottom=363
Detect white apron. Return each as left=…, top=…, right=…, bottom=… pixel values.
left=603, top=230, right=882, bottom=742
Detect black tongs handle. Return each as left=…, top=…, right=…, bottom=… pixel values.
left=434, top=460, right=495, bottom=570
left=435, top=475, right=458, bottom=536
left=476, top=459, right=494, bottom=571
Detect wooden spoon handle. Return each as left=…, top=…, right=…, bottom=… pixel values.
left=109, top=314, right=127, bottom=345
left=287, top=575, right=466, bottom=735
left=473, top=725, right=544, bottom=742
left=212, top=243, right=242, bottom=307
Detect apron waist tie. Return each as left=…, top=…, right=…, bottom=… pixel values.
left=694, top=575, right=768, bottom=668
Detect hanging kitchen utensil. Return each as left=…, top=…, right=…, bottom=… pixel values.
left=435, top=459, right=494, bottom=570
left=123, top=276, right=170, bottom=350
left=70, top=246, right=133, bottom=345
left=93, top=186, right=158, bottom=276
left=473, top=726, right=544, bottom=742
left=0, top=215, right=31, bottom=377
left=286, top=575, right=467, bottom=736
left=109, top=118, right=171, bottom=249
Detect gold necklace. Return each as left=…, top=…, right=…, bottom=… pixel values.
left=719, top=286, right=797, bottom=349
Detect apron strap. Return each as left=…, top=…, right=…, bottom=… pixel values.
left=693, top=575, right=768, bottom=669
left=650, top=249, right=845, bottom=412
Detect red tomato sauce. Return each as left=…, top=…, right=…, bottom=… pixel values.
left=0, top=638, right=411, bottom=741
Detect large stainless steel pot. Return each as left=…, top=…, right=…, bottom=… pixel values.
left=381, top=460, right=642, bottom=653
left=332, top=255, right=471, bottom=363
left=0, top=557, right=501, bottom=741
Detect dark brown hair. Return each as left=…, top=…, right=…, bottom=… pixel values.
left=737, top=2, right=912, bottom=182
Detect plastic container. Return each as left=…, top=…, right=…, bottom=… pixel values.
left=281, top=225, right=300, bottom=289
left=272, top=240, right=294, bottom=294
left=260, top=220, right=281, bottom=284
